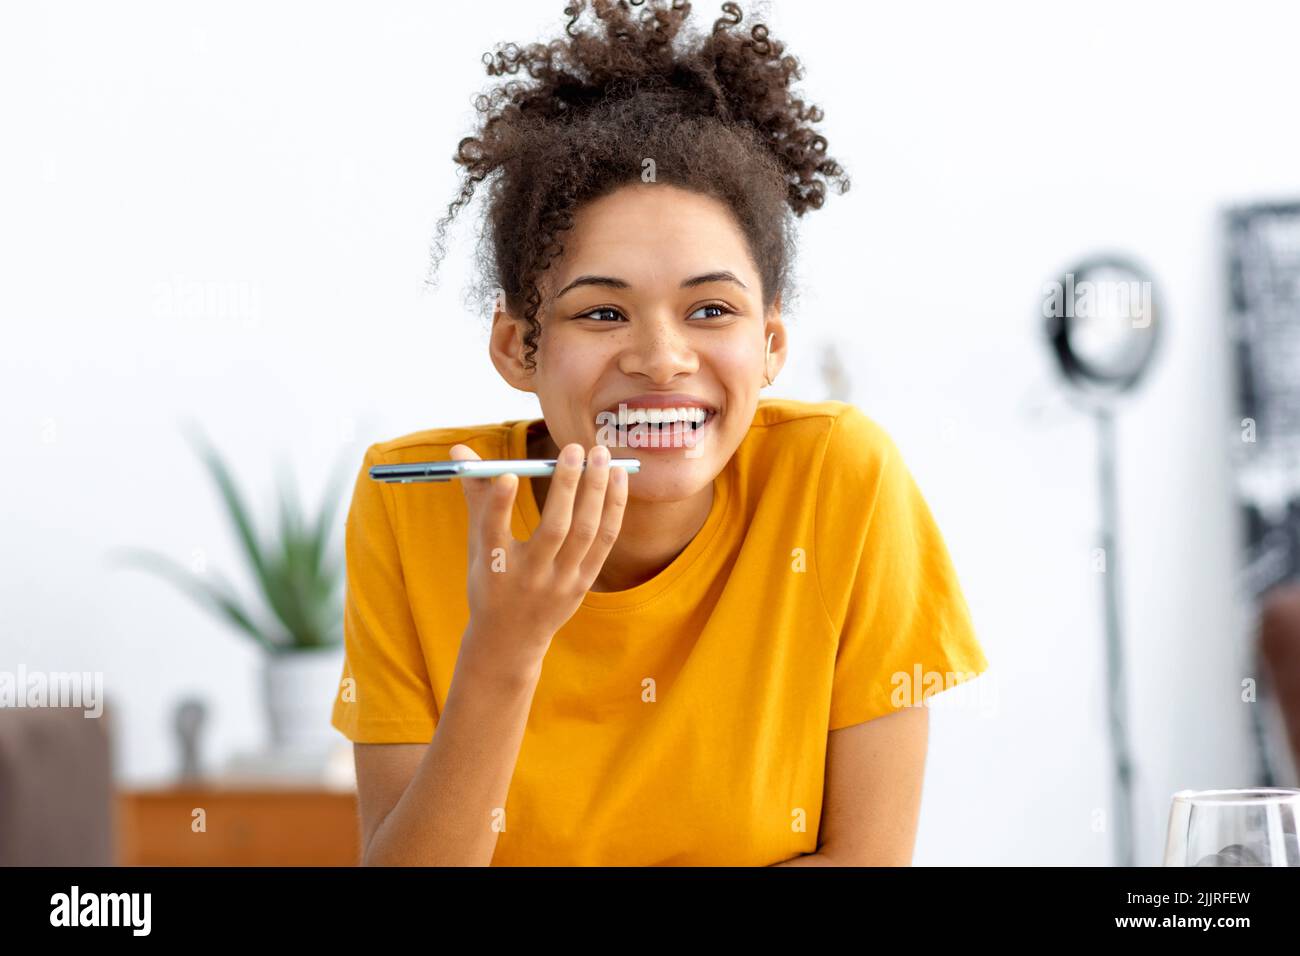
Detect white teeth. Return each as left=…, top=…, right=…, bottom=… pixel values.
left=599, top=406, right=710, bottom=427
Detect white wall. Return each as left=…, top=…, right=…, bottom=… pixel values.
left=4, top=0, right=1295, bottom=865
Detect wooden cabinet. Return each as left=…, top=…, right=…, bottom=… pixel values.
left=116, top=786, right=361, bottom=866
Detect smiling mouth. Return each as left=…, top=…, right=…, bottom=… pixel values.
left=594, top=408, right=717, bottom=450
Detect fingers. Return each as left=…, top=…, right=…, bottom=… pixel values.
left=530, top=442, right=586, bottom=563
left=576, top=455, right=629, bottom=584
left=554, top=443, right=612, bottom=573
left=453, top=440, right=627, bottom=588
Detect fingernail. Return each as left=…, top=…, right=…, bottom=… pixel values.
left=592, top=445, right=609, bottom=465
left=562, top=445, right=581, bottom=465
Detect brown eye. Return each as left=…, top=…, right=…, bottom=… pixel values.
left=688, top=304, right=730, bottom=320
left=579, top=307, right=624, bottom=322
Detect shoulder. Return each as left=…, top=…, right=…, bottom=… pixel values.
left=822, top=401, right=899, bottom=485
left=346, top=420, right=521, bottom=531
left=794, top=401, right=909, bottom=564
left=747, top=398, right=897, bottom=480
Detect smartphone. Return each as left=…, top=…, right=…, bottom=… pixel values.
left=369, top=457, right=642, bottom=484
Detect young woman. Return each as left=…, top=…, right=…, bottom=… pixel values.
left=331, top=0, right=989, bottom=866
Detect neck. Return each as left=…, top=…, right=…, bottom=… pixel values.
left=526, top=425, right=714, bottom=593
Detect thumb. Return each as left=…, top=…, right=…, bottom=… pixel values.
left=450, top=443, right=517, bottom=548
left=449, top=443, right=482, bottom=504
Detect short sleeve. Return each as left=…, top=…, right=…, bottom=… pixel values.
left=330, top=444, right=440, bottom=743
left=816, top=406, right=990, bottom=730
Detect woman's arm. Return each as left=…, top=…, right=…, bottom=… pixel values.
left=352, top=441, right=629, bottom=866
left=353, top=631, right=543, bottom=866
left=770, top=705, right=930, bottom=866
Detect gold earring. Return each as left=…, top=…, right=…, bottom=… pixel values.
left=763, top=332, right=776, bottom=387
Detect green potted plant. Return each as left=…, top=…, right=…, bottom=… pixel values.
left=112, top=423, right=351, bottom=755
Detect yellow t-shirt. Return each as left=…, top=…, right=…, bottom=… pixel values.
left=331, top=397, right=989, bottom=865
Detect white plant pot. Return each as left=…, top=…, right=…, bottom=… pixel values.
left=262, top=645, right=345, bottom=755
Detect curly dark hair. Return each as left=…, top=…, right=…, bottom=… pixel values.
left=429, top=0, right=850, bottom=372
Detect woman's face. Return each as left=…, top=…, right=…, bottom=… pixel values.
left=493, top=182, right=785, bottom=502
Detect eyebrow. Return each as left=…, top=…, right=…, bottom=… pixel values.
left=554, top=271, right=748, bottom=299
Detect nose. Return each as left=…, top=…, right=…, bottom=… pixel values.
left=616, top=311, right=699, bottom=382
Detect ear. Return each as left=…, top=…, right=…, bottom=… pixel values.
left=488, top=296, right=537, bottom=394
left=763, top=296, right=787, bottom=380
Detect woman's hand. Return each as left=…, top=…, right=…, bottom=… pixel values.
left=449, top=440, right=628, bottom=679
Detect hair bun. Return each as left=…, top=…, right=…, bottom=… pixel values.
left=477, top=0, right=848, bottom=215
left=430, top=1, right=848, bottom=373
